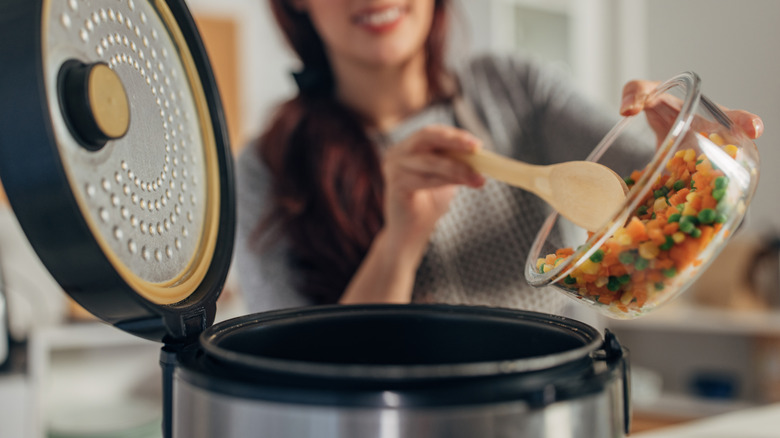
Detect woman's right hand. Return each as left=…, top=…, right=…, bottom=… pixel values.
left=339, top=125, right=485, bottom=305
left=381, top=125, right=485, bottom=258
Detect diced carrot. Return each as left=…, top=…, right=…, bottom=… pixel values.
left=646, top=271, right=663, bottom=283
left=634, top=291, right=648, bottom=307
left=609, top=264, right=628, bottom=277
left=698, top=225, right=715, bottom=250
left=669, top=237, right=699, bottom=270
left=689, top=195, right=703, bottom=211
left=668, top=188, right=690, bottom=206
left=626, top=217, right=648, bottom=243
left=701, top=194, right=717, bottom=210
left=602, top=251, right=620, bottom=267
left=583, top=274, right=599, bottom=283
left=556, top=247, right=575, bottom=257
left=647, top=227, right=666, bottom=246
left=663, top=222, right=680, bottom=235
left=654, top=258, right=674, bottom=270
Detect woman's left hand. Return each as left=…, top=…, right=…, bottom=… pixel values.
left=619, top=79, right=765, bottom=140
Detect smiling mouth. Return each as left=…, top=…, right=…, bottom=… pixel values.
left=353, top=5, right=406, bottom=28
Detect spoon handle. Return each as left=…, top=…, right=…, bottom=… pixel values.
left=456, top=149, right=546, bottom=193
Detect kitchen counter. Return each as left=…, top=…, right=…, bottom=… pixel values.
left=632, top=402, right=780, bottom=437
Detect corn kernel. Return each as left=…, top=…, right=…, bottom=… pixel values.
left=595, top=276, right=609, bottom=288
left=613, top=229, right=632, bottom=246
left=536, top=258, right=545, bottom=270
left=653, top=197, right=669, bottom=212
left=580, top=259, right=600, bottom=275
left=672, top=232, right=686, bottom=243
left=543, top=263, right=554, bottom=273
left=682, top=203, right=697, bottom=217
left=709, top=133, right=725, bottom=146
left=674, top=150, right=686, bottom=158
left=683, top=149, right=696, bottom=162
left=620, top=290, right=634, bottom=305
left=723, top=144, right=738, bottom=159
left=639, top=242, right=660, bottom=259
left=686, top=192, right=698, bottom=202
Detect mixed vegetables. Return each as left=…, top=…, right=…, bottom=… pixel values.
left=537, top=133, right=738, bottom=315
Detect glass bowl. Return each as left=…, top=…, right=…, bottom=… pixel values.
left=525, top=72, right=760, bottom=319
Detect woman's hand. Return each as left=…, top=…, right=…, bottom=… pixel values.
left=381, top=125, right=485, bottom=254
left=339, top=125, right=485, bottom=305
left=620, top=79, right=764, bottom=140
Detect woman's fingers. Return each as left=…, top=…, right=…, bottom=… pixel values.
left=621, top=79, right=765, bottom=140
left=726, top=109, right=764, bottom=139
left=406, top=125, right=481, bottom=154
left=385, top=125, right=486, bottom=189
left=620, top=80, right=661, bottom=116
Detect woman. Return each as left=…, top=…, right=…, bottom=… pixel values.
left=235, top=0, right=763, bottom=313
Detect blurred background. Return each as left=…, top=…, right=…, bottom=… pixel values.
left=1, top=0, right=778, bottom=436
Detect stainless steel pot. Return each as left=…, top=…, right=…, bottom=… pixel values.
left=168, top=305, right=629, bottom=438
left=0, top=1, right=630, bottom=437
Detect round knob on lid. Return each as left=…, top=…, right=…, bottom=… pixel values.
left=59, top=60, right=130, bottom=150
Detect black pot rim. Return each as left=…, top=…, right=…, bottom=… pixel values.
left=199, top=304, right=604, bottom=381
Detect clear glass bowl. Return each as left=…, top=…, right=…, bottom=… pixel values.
left=525, top=72, right=760, bottom=319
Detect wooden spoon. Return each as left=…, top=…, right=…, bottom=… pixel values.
left=456, top=149, right=629, bottom=232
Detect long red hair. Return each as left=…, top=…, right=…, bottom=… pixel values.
left=256, top=0, right=452, bottom=303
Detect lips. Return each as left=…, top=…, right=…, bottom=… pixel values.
left=353, top=5, right=407, bottom=32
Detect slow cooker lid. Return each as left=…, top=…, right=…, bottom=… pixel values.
left=0, top=0, right=234, bottom=343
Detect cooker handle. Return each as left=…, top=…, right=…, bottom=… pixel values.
left=603, top=329, right=631, bottom=435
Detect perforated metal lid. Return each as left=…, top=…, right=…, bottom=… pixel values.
left=0, top=0, right=234, bottom=343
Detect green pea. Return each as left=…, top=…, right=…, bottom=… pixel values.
left=618, top=274, right=631, bottom=285
left=679, top=216, right=698, bottom=234
left=635, top=257, right=649, bottom=271
left=712, top=187, right=726, bottom=201
left=659, top=236, right=675, bottom=251
left=715, top=212, right=728, bottom=224
left=619, top=251, right=636, bottom=265
left=637, top=205, right=648, bottom=216
left=662, top=267, right=677, bottom=278
left=676, top=204, right=685, bottom=212
left=654, top=187, right=670, bottom=199
left=715, top=176, right=729, bottom=190
left=564, top=275, right=577, bottom=285
left=655, top=282, right=665, bottom=291
left=668, top=213, right=682, bottom=223
left=624, top=177, right=635, bottom=186
left=607, top=276, right=622, bottom=292
left=698, top=208, right=717, bottom=225
left=690, top=228, right=702, bottom=238
left=673, top=180, right=686, bottom=191
left=589, top=249, right=605, bottom=263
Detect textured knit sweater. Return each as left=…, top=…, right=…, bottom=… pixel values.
left=234, top=54, right=619, bottom=315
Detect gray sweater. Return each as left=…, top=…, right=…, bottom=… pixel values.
left=234, top=54, right=618, bottom=315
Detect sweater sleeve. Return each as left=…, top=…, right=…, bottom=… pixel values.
left=233, top=144, right=313, bottom=313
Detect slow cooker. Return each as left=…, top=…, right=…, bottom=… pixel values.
left=0, top=0, right=630, bottom=437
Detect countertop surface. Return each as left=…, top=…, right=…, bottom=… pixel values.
left=633, top=402, right=780, bottom=437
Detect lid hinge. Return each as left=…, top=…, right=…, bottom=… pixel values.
left=168, top=308, right=209, bottom=342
